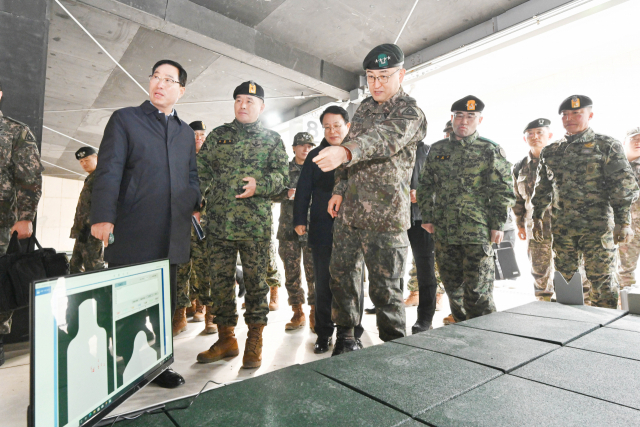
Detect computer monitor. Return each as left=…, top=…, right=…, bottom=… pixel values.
left=29, top=259, right=174, bottom=427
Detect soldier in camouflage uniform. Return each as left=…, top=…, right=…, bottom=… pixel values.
left=418, top=96, right=515, bottom=323
left=196, top=81, right=288, bottom=369
left=314, top=44, right=427, bottom=352
left=274, top=132, right=316, bottom=331
left=0, top=80, right=44, bottom=365
left=69, top=147, right=105, bottom=274
left=619, top=127, right=640, bottom=291
left=532, top=95, right=639, bottom=309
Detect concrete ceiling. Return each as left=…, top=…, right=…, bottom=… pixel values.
left=41, top=0, right=548, bottom=179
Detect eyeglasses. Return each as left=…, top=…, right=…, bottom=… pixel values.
left=453, top=112, right=479, bottom=120
left=366, top=68, right=400, bottom=84
left=149, top=75, right=181, bottom=86
left=323, top=123, right=344, bottom=132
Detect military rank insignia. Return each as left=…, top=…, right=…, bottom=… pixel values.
left=584, top=142, right=595, bottom=148
left=218, top=139, right=234, bottom=145
left=435, top=155, right=450, bottom=161
left=467, top=100, right=476, bottom=111
left=249, top=82, right=256, bottom=94
left=571, top=96, right=580, bottom=108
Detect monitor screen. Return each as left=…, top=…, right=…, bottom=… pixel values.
left=29, top=260, right=174, bottom=427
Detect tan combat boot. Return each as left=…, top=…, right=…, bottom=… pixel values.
left=443, top=314, right=456, bottom=325
left=186, top=298, right=197, bottom=317
left=197, top=326, right=239, bottom=363
left=242, top=324, right=265, bottom=369
left=193, top=299, right=205, bottom=322
left=172, top=307, right=188, bottom=337
left=309, top=305, right=316, bottom=333
left=268, top=287, right=279, bottom=311
left=404, top=291, right=419, bottom=307
left=285, top=304, right=306, bottom=330
left=204, top=306, right=218, bottom=334
left=435, top=294, right=444, bottom=311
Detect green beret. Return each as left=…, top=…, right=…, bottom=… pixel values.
left=75, top=146, right=97, bottom=160
left=443, top=120, right=453, bottom=133
left=292, top=132, right=315, bottom=147
left=451, top=95, right=485, bottom=113
left=189, top=120, right=206, bottom=131
left=524, top=118, right=551, bottom=133
left=233, top=80, right=264, bottom=100
left=362, top=44, right=404, bottom=70
left=558, top=95, right=592, bottom=114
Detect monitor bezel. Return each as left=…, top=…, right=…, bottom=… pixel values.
left=28, top=259, right=174, bottom=427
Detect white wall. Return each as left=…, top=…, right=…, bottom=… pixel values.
left=36, top=176, right=84, bottom=253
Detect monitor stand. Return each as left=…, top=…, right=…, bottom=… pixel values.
left=96, top=403, right=182, bottom=427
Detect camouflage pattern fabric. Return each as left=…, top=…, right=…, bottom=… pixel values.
left=333, top=87, right=427, bottom=233
left=197, top=119, right=289, bottom=241
left=176, top=219, right=211, bottom=308
left=329, top=218, right=408, bottom=342
left=266, top=239, right=282, bottom=288
left=532, top=128, right=639, bottom=308
left=201, top=238, right=270, bottom=327
left=69, top=238, right=105, bottom=274
left=278, top=240, right=314, bottom=306
left=407, top=258, right=444, bottom=294
left=417, top=131, right=515, bottom=244
left=435, top=241, right=496, bottom=322
left=0, top=111, right=43, bottom=336
left=274, top=159, right=308, bottom=242
left=618, top=157, right=640, bottom=288
left=69, top=171, right=105, bottom=274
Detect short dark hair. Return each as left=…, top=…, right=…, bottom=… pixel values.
left=152, top=59, right=187, bottom=87
left=320, top=105, right=349, bottom=125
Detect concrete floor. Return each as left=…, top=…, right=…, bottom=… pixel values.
left=0, top=248, right=537, bottom=427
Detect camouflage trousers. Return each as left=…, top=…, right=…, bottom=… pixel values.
left=69, top=237, right=105, bottom=274
left=278, top=240, right=315, bottom=306
left=176, top=232, right=211, bottom=308
left=618, top=232, right=640, bottom=289
left=528, top=238, right=554, bottom=298
left=201, top=239, right=270, bottom=326
left=0, top=228, right=12, bottom=334
left=267, top=240, right=282, bottom=288
left=329, top=219, right=408, bottom=342
left=408, top=258, right=445, bottom=295
left=435, top=241, right=496, bottom=322
left=553, top=232, right=618, bottom=308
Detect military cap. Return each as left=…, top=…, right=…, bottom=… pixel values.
left=292, top=132, right=315, bottom=147
left=362, top=43, right=404, bottom=70
left=189, top=120, right=206, bottom=131
left=524, top=118, right=551, bottom=133
left=233, top=80, right=264, bottom=100
left=626, top=127, right=640, bottom=138
left=558, top=95, right=592, bottom=114
left=443, top=120, right=453, bottom=133
left=451, top=95, right=485, bottom=113
left=75, top=146, right=97, bottom=160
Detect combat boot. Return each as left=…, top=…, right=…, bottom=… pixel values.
left=193, top=299, right=205, bottom=322
left=186, top=298, right=197, bottom=317
left=204, top=306, right=218, bottom=334
left=197, top=326, right=239, bottom=363
left=172, top=307, right=188, bottom=337
left=309, top=305, right=316, bottom=333
left=443, top=314, right=456, bottom=325
left=242, top=324, right=265, bottom=369
left=435, top=293, right=444, bottom=311
left=404, top=291, right=419, bottom=307
left=285, top=304, right=306, bottom=330
left=268, top=287, right=279, bottom=311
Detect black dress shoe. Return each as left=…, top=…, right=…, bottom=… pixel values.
left=331, top=337, right=360, bottom=356
left=356, top=338, right=363, bottom=350
left=411, top=320, right=433, bottom=334
left=364, top=306, right=376, bottom=315
left=153, top=368, right=185, bottom=389
left=314, top=336, right=332, bottom=354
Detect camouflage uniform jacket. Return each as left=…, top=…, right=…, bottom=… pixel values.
left=274, top=159, right=308, bottom=242
left=0, top=111, right=43, bottom=228
left=333, top=87, right=427, bottom=232
left=417, top=132, right=515, bottom=245
left=512, top=152, right=552, bottom=231
left=629, top=157, right=640, bottom=226
left=197, top=119, right=289, bottom=241
left=70, top=171, right=96, bottom=240
left=532, top=128, right=639, bottom=235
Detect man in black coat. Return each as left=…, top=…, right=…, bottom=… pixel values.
left=91, top=60, right=201, bottom=388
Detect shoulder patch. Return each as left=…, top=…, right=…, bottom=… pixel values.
left=400, top=106, right=420, bottom=120
left=22, top=129, right=36, bottom=142
left=611, top=142, right=623, bottom=154
left=498, top=147, right=506, bottom=158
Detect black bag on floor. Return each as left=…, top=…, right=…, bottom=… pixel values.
left=0, top=232, right=69, bottom=312
left=493, top=241, right=520, bottom=280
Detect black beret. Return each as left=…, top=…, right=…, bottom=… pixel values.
left=443, top=120, right=453, bottom=133
left=451, top=95, right=485, bottom=113
left=524, top=118, right=551, bottom=132
left=233, top=80, right=264, bottom=100
left=189, top=120, right=206, bottom=131
left=558, top=95, right=592, bottom=114
left=292, top=132, right=315, bottom=147
left=75, top=146, right=97, bottom=160
left=362, top=44, right=404, bottom=70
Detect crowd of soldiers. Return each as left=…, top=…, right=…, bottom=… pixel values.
left=2, top=42, right=640, bottom=380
